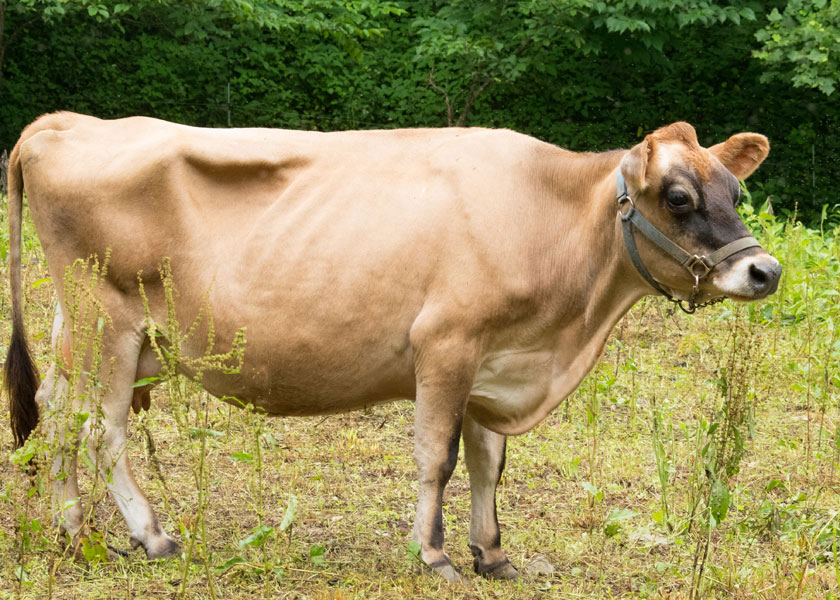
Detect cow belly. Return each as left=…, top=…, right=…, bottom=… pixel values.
left=188, top=311, right=418, bottom=415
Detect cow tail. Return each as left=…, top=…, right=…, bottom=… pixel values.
left=5, top=139, right=40, bottom=448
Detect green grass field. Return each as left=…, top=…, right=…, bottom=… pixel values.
left=1, top=199, right=839, bottom=599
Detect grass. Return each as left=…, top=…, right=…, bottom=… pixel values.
left=1, top=197, right=839, bottom=599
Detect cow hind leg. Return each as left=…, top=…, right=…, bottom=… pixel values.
left=93, top=427, right=178, bottom=559
left=91, top=331, right=178, bottom=559
left=35, top=309, right=85, bottom=540
left=462, top=410, right=518, bottom=579
left=37, top=363, right=85, bottom=540
left=58, top=317, right=178, bottom=560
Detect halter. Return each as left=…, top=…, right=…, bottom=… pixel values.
left=616, top=171, right=760, bottom=314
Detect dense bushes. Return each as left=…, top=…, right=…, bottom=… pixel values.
left=0, top=2, right=836, bottom=222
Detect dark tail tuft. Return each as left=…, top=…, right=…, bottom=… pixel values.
left=6, top=316, right=40, bottom=448
left=6, top=125, right=41, bottom=448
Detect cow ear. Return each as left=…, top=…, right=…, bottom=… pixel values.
left=619, top=136, right=653, bottom=194
left=709, top=133, right=769, bottom=180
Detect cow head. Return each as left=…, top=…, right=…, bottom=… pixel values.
left=618, top=122, right=781, bottom=308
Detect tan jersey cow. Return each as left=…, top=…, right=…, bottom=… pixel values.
left=5, top=113, right=779, bottom=581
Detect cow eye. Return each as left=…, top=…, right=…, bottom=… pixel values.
left=667, top=189, right=691, bottom=211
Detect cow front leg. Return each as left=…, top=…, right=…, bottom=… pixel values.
left=410, top=337, right=476, bottom=583
left=412, top=394, right=466, bottom=582
left=462, top=410, right=518, bottom=579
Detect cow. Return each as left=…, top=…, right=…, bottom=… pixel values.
left=5, top=113, right=780, bottom=582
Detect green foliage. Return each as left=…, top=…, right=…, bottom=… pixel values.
left=407, top=0, right=761, bottom=125
left=411, top=0, right=590, bottom=124
left=3, top=0, right=400, bottom=40
left=279, top=495, right=298, bottom=533
left=604, top=507, right=637, bottom=538
left=651, top=401, right=674, bottom=531
left=239, top=524, right=275, bottom=550
left=308, top=543, right=325, bottom=565
left=586, top=0, right=760, bottom=49
left=0, top=1, right=838, bottom=220
left=754, top=0, right=840, bottom=95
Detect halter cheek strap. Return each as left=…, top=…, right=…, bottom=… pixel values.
left=616, top=171, right=761, bottom=314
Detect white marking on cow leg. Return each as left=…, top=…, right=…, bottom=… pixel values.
left=90, top=434, right=178, bottom=559
left=37, top=309, right=85, bottom=539
left=462, top=411, right=518, bottom=580
left=409, top=335, right=475, bottom=583
left=84, top=328, right=178, bottom=559
left=37, top=364, right=85, bottom=538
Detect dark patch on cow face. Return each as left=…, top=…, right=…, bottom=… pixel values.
left=658, top=163, right=751, bottom=257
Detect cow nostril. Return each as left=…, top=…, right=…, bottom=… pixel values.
left=749, top=263, right=769, bottom=287
left=748, top=259, right=781, bottom=293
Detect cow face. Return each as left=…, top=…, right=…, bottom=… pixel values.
left=619, top=122, right=781, bottom=304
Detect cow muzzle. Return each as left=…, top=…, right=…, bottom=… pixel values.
left=711, top=251, right=781, bottom=301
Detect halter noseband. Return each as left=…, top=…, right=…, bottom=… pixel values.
left=616, top=171, right=760, bottom=314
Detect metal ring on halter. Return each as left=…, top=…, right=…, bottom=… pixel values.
left=686, top=255, right=712, bottom=279
left=617, top=194, right=634, bottom=219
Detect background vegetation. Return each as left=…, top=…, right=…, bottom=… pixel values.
left=0, top=0, right=838, bottom=222
left=1, top=1, right=840, bottom=598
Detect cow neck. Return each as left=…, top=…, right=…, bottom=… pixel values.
left=554, top=159, right=648, bottom=342
left=535, top=151, right=646, bottom=333
left=471, top=159, right=649, bottom=436
left=582, top=162, right=649, bottom=329
left=566, top=162, right=650, bottom=384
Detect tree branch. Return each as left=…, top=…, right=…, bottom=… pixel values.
left=455, top=74, right=493, bottom=127
left=427, top=65, right=454, bottom=127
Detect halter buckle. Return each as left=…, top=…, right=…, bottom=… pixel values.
left=686, top=255, right=712, bottom=279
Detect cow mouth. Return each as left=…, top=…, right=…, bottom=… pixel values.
left=665, top=285, right=723, bottom=306
left=718, top=289, right=775, bottom=303
left=663, top=278, right=772, bottom=309
left=668, top=276, right=779, bottom=306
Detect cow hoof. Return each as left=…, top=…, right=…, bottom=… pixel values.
left=107, top=545, right=131, bottom=559
left=476, top=558, right=519, bottom=580
left=131, top=535, right=181, bottom=560
left=65, top=537, right=126, bottom=563
left=425, top=559, right=465, bottom=584
left=61, top=526, right=114, bottom=563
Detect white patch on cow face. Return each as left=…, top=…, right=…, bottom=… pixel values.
left=655, top=142, right=683, bottom=173
left=711, top=252, right=782, bottom=300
